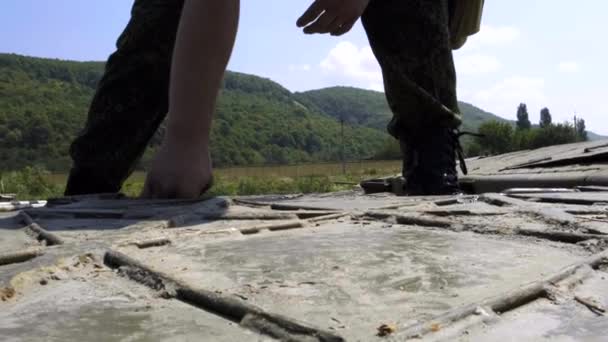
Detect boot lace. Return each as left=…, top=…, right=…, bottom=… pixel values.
left=454, top=130, right=484, bottom=175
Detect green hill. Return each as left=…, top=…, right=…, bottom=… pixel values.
left=0, top=54, right=385, bottom=171
left=297, top=86, right=510, bottom=133
left=294, top=87, right=392, bottom=130
left=1, top=53, right=602, bottom=172
left=295, top=86, right=605, bottom=147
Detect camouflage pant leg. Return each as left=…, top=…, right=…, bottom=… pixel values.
left=362, top=0, right=461, bottom=139
left=65, top=0, right=185, bottom=195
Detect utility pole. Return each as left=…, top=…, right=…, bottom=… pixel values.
left=573, top=113, right=577, bottom=141
left=341, top=117, right=346, bottom=175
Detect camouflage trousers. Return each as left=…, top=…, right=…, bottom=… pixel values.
left=65, top=0, right=461, bottom=195
left=362, top=0, right=461, bottom=138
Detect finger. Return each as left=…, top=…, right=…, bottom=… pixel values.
left=304, top=12, right=338, bottom=34
left=325, top=17, right=344, bottom=34
left=297, top=1, right=325, bottom=27
left=331, top=18, right=358, bottom=36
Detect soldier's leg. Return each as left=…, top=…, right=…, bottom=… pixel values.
left=362, top=0, right=464, bottom=195
left=362, top=0, right=460, bottom=132
left=65, top=0, right=185, bottom=195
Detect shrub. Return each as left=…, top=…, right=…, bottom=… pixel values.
left=0, top=166, right=62, bottom=199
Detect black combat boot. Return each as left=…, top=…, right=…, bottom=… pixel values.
left=400, top=127, right=466, bottom=196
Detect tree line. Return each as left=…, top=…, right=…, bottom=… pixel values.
left=468, top=103, right=588, bottom=156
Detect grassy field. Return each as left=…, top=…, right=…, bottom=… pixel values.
left=28, top=160, right=400, bottom=199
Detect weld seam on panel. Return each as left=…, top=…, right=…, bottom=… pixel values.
left=241, top=313, right=345, bottom=342
left=0, top=248, right=43, bottom=266
left=232, top=198, right=273, bottom=207
left=103, top=250, right=344, bottom=342
left=166, top=212, right=299, bottom=229
left=398, top=250, right=608, bottom=340
left=24, top=208, right=126, bottom=219
left=202, top=213, right=299, bottom=221
left=240, top=213, right=349, bottom=235
left=104, top=250, right=178, bottom=294
left=362, top=209, right=606, bottom=246
left=239, top=221, right=305, bottom=235
left=478, top=193, right=532, bottom=207
left=238, top=213, right=348, bottom=235
left=307, top=212, right=349, bottom=223
left=363, top=211, right=452, bottom=228
left=295, top=211, right=342, bottom=220
left=508, top=194, right=605, bottom=205
left=18, top=212, right=63, bottom=246
left=516, top=229, right=608, bottom=243
left=135, top=238, right=172, bottom=249
left=462, top=175, right=604, bottom=194
left=270, top=203, right=337, bottom=211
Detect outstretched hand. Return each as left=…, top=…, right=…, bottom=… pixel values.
left=297, top=0, right=371, bottom=36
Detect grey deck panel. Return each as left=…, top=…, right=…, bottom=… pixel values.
left=460, top=140, right=608, bottom=192
left=464, top=140, right=608, bottom=175
left=0, top=253, right=269, bottom=342
left=453, top=267, right=608, bottom=341
left=114, top=220, right=588, bottom=341
left=1, top=182, right=608, bottom=340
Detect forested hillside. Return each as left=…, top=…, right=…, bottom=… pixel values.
left=0, top=54, right=104, bottom=170
left=295, top=86, right=511, bottom=133
left=2, top=53, right=600, bottom=172
left=0, top=54, right=384, bottom=171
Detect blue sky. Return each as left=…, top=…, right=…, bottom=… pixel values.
left=1, top=0, right=607, bottom=134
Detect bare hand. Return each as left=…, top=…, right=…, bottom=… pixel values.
left=140, top=136, right=213, bottom=199
left=296, top=0, right=371, bottom=36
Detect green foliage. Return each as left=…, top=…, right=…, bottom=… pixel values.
left=294, top=87, right=523, bottom=158
left=476, top=121, right=514, bottom=155
left=0, top=53, right=385, bottom=171
left=372, top=137, right=401, bottom=160
left=575, top=117, right=588, bottom=141
left=94, top=174, right=347, bottom=198
left=473, top=119, right=588, bottom=156
left=0, top=166, right=62, bottom=199
left=511, top=129, right=533, bottom=151
left=1, top=53, right=600, bottom=173
left=205, top=87, right=386, bottom=167
left=294, top=87, right=393, bottom=130
left=528, top=123, right=579, bottom=149
left=211, top=175, right=336, bottom=196
left=516, top=103, right=531, bottom=130
left=0, top=54, right=102, bottom=171
left=295, top=87, right=513, bottom=136
left=540, top=107, right=552, bottom=128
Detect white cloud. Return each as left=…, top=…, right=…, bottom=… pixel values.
left=558, top=61, right=580, bottom=73
left=460, top=25, right=521, bottom=53
left=320, top=41, right=383, bottom=91
left=368, top=83, right=385, bottom=92
left=288, top=64, right=311, bottom=72
left=455, top=54, right=502, bottom=75
left=454, top=25, right=519, bottom=77
left=463, top=76, right=547, bottom=120
left=471, top=25, right=521, bottom=46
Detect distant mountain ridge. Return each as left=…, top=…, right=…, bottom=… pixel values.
left=0, top=53, right=603, bottom=171
left=296, top=86, right=606, bottom=140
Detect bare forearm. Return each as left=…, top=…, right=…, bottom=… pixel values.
left=167, top=0, right=240, bottom=144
